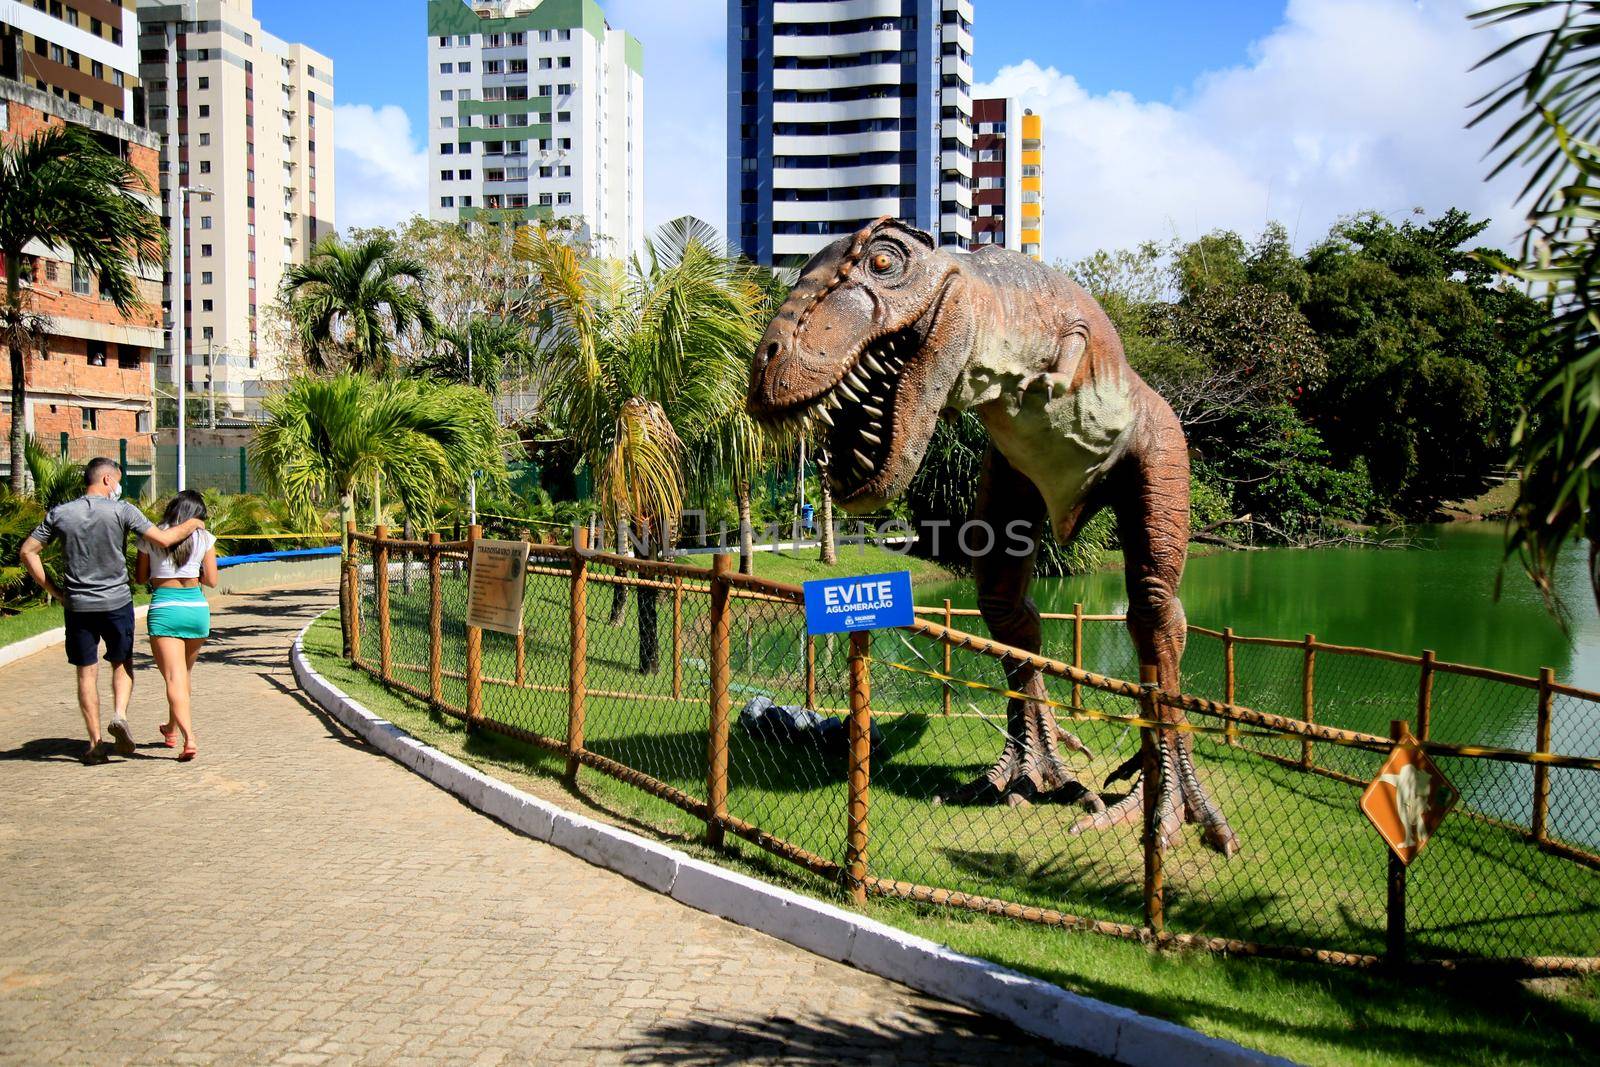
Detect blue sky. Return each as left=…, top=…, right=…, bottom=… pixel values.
left=261, top=0, right=1531, bottom=261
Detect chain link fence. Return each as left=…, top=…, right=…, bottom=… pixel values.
left=342, top=527, right=1600, bottom=972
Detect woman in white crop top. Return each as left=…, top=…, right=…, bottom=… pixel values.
left=135, top=490, right=219, bottom=761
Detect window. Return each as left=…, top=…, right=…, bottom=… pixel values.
left=456, top=35, right=471, bottom=46
left=200, top=216, right=212, bottom=230
left=201, top=271, right=213, bottom=284
left=438, top=35, right=450, bottom=47
left=461, top=195, right=472, bottom=207
left=440, top=195, right=455, bottom=208
left=538, top=165, right=553, bottom=178
left=539, top=84, right=552, bottom=97
left=440, top=89, right=453, bottom=101
left=202, top=326, right=214, bottom=340
left=199, top=132, right=210, bottom=146
left=558, top=29, right=571, bottom=40
left=557, top=191, right=571, bottom=205
left=71, top=262, right=90, bottom=295
left=484, top=60, right=502, bottom=74
left=538, top=193, right=552, bottom=206
left=457, top=169, right=472, bottom=181
left=87, top=341, right=107, bottom=367
left=458, top=142, right=472, bottom=154
left=539, top=30, right=552, bottom=42
left=202, top=299, right=213, bottom=312
left=457, top=62, right=471, bottom=73
left=510, top=31, right=526, bottom=45
left=198, top=104, right=210, bottom=117
left=440, top=142, right=454, bottom=154
left=198, top=76, right=209, bottom=89
left=487, top=33, right=502, bottom=47
left=439, top=62, right=453, bottom=74
left=539, top=58, right=552, bottom=70
left=441, top=116, right=454, bottom=128
left=558, top=56, right=571, bottom=68
left=557, top=83, right=573, bottom=96
left=458, top=89, right=471, bottom=100
left=199, top=160, right=211, bottom=173
left=200, top=244, right=213, bottom=257
left=82, top=408, right=98, bottom=431
left=558, top=110, right=571, bottom=122
left=91, top=61, right=102, bottom=79
left=441, top=170, right=453, bottom=181
left=558, top=165, right=572, bottom=177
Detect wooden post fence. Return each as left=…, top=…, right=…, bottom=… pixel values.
left=1417, top=649, right=1436, bottom=742
left=1301, top=633, right=1316, bottom=770
left=374, top=525, right=392, bottom=683
left=1139, top=664, right=1164, bottom=934
left=344, top=521, right=361, bottom=662
left=1072, top=602, right=1085, bottom=711
left=465, top=523, right=484, bottom=729
left=805, top=634, right=817, bottom=709
left=566, top=526, right=590, bottom=783
left=1386, top=719, right=1409, bottom=965
left=706, top=553, right=734, bottom=848
left=943, top=599, right=954, bottom=716
left=427, top=532, right=443, bottom=707
left=1533, top=667, right=1555, bottom=843
left=671, top=575, right=684, bottom=700
left=846, top=629, right=872, bottom=906
left=1223, top=626, right=1237, bottom=745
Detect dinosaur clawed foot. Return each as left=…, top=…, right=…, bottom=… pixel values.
left=1069, top=730, right=1239, bottom=857
left=936, top=701, right=1105, bottom=813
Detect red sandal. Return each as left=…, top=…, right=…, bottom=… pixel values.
left=158, top=724, right=178, bottom=749
left=177, top=746, right=197, bottom=762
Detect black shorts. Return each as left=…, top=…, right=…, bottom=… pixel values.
left=63, top=603, right=136, bottom=666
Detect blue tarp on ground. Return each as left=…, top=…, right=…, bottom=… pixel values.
left=216, top=546, right=341, bottom=569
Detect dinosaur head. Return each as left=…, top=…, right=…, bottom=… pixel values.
left=747, top=218, right=971, bottom=511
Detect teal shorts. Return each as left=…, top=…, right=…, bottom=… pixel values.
left=148, top=585, right=211, bottom=640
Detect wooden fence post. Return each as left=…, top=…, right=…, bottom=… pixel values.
left=671, top=574, right=684, bottom=700
left=1072, top=602, right=1085, bottom=711
left=427, top=533, right=443, bottom=707
left=805, top=633, right=817, bottom=709
left=1533, top=667, right=1555, bottom=843
left=1139, top=664, right=1164, bottom=934
left=465, top=523, right=483, bottom=729
left=1386, top=719, right=1409, bottom=965
left=1223, top=626, right=1237, bottom=746
left=374, top=525, right=392, bottom=683
left=345, top=521, right=361, bottom=662
left=514, top=534, right=528, bottom=688
left=566, top=526, right=590, bottom=783
left=942, top=598, right=954, bottom=716
left=706, top=553, right=733, bottom=848
left=1417, top=649, right=1436, bottom=742
left=1301, top=633, right=1317, bottom=770
left=846, top=629, right=872, bottom=906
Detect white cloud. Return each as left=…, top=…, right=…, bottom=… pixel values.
left=332, top=103, right=428, bottom=232
left=975, top=0, right=1533, bottom=263
left=606, top=0, right=727, bottom=239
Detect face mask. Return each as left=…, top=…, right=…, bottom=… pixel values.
left=110, top=482, right=123, bottom=501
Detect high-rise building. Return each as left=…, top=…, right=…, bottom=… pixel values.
left=137, top=0, right=334, bottom=416
left=727, top=0, right=975, bottom=272
left=425, top=0, right=644, bottom=255
left=0, top=0, right=140, bottom=122
left=970, top=98, right=1041, bottom=259
left=0, top=78, right=160, bottom=490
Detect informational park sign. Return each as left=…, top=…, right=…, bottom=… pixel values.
left=803, top=571, right=914, bottom=635
left=466, top=538, right=531, bottom=635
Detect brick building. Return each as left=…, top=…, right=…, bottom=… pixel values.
left=970, top=97, right=1042, bottom=259
left=0, top=77, right=161, bottom=491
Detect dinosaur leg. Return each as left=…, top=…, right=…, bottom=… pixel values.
left=1069, top=404, right=1239, bottom=856
left=944, top=446, right=1103, bottom=810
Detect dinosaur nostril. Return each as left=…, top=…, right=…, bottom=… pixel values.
left=763, top=342, right=780, bottom=366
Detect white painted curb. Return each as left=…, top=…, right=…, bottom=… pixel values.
left=290, top=620, right=1294, bottom=1067
left=0, top=604, right=151, bottom=669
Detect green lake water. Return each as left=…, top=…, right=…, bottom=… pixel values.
left=917, top=523, right=1600, bottom=847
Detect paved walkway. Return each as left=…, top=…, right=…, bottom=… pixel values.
left=0, top=586, right=1074, bottom=1065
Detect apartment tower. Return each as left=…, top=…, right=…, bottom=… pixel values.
left=425, top=0, right=644, bottom=256
left=137, top=0, right=334, bottom=416
left=728, top=0, right=975, bottom=272
left=970, top=97, right=1041, bottom=258
left=0, top=0, right=140, bottom=121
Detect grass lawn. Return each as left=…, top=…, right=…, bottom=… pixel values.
left=308, top=574, right=1600, bottom=1065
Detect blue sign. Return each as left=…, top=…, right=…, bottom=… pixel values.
left=803, top=571, right=914, bottom=635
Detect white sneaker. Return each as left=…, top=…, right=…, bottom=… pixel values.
left=107, top=718, right=135, bottom=757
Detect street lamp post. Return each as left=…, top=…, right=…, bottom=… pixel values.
left=466, top=304, right=478, bottom=526
left=170, top=183, right=210, bottom=490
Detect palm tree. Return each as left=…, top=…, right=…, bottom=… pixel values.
left=24, top=437, right=84, bottom=509
left=280, top=233, right=437, bottom=376
left=516, top=217, right=768, bottom=672
left=0, top=125, right=164, bottom=494
left=421, top=314, right=539, bottom=395
left=251, top=373, right=509, bottom=653
left=1473, top=2, right=1600, bottom=611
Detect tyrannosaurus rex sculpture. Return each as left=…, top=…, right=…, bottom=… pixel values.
left=746, top=217, right=1238, bottom=855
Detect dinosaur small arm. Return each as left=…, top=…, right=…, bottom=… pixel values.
left=747, top=217, right=1238, bottom=856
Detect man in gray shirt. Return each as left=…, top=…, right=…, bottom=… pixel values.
left=20, top=458, right=205, bottom=764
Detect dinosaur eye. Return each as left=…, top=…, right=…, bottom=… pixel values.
left=870, top=252, right=895, bottom=273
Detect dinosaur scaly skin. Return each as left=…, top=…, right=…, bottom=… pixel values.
left=748, top=218, right=1239, bottom=856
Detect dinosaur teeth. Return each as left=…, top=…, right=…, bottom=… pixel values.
left=852, top=448, right=875, bottom=471
left=862, top=403, right=883, bottom=418
left=815, top=406, right=835, bottom=427
left=860, top=429, right=882, bottom=446
left=863, top=353, right=885, bottom=374
left=837, top=378, right=860, bottom=402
